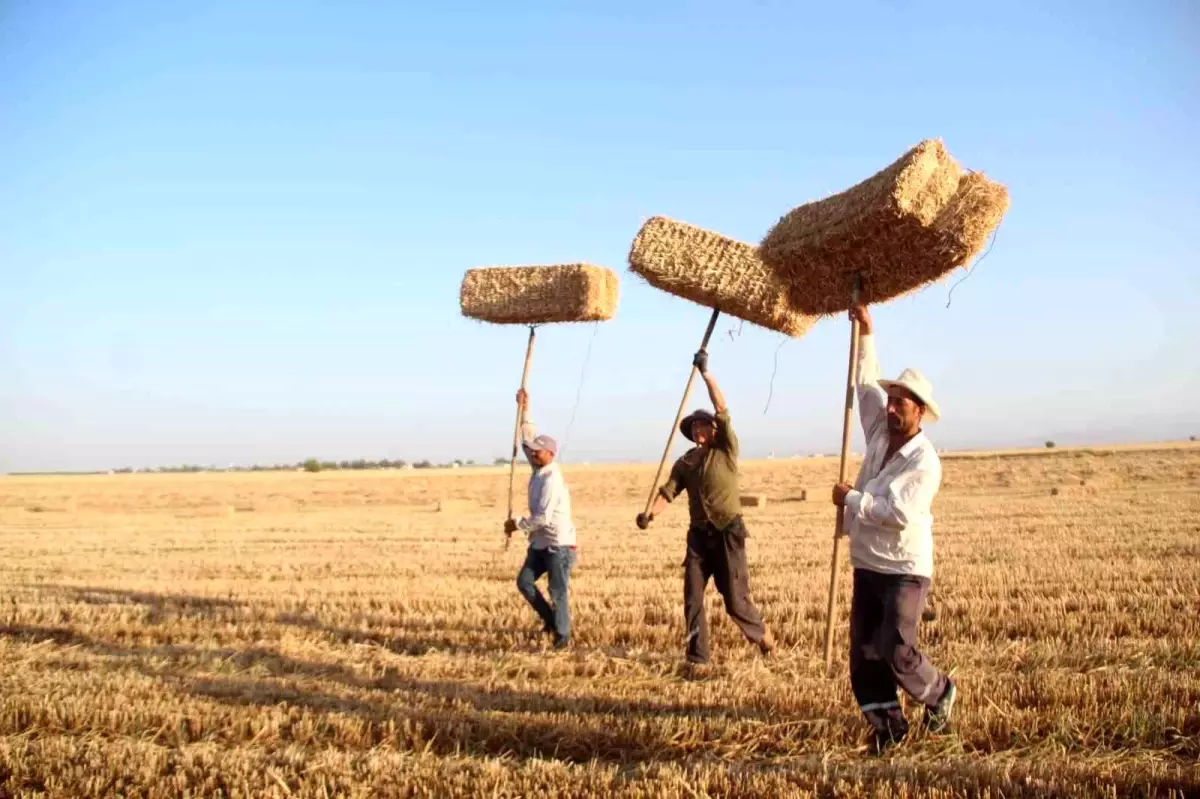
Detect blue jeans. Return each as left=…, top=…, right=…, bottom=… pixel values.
left=516, top=546, right=576, bottom=641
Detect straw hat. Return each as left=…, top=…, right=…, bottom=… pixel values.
left=878, top=369, right=941, bottom=423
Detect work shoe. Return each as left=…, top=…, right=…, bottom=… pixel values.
left=551, top=634, right=570, bottom=651
left=757, top=628, right=776, bottom=657
left=872, top=726, right=907, bottom=756
left=924, top=679, right=957, bottom=734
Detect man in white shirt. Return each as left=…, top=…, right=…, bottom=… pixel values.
left=832, top=304, right=957, bottom=754
left=505, top=389, right=577, bottom=650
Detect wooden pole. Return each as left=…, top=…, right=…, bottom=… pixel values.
left=823, top=281, right=862, bottom=668
left=642, top=308, right=721, bottom=519
left=506, top=326, right=537, bottom=548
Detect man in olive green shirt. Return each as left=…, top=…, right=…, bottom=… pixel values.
left=637, top=349, right=775, bottom=665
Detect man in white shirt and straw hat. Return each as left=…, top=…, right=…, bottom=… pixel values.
left=832, top=304, right=957, bottom=754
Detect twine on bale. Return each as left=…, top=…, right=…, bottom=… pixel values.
left=759, top=140, right=1010, bottom=315
left=762, top=336, right=788, bottom=415
left=945, top=206, right=1003, bottom=309
left=558, top=320, right=602, bottom=461
left=628, top=217, right=816, bottom=338
left=460, top=264, right=619, bottom=325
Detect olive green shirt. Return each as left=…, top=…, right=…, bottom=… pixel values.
left=658, top=409, right=741, bottom=530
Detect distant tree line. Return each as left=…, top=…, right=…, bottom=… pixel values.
left=300, top=458, right=415, bottom=473
left=102, top=457, right=510, bottom=475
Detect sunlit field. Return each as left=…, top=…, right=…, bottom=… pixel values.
left=2, top=445, right=1197, bottom=797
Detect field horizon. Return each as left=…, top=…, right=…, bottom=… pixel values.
left=7, top=437, right=1198, bottom=481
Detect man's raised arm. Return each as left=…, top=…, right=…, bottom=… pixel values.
left=695, top=350, right=738, bottom=455
left=517, top=389, right=537, bottom=465
left=851, top=305, right=888, bottom=441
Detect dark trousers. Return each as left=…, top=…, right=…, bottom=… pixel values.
left=517, top=546, right=576, bottom=641
left=849, top=568, right=948, bottom=736
left=683, top=517, right=766, bottom=664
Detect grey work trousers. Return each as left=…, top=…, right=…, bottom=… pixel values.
left=683, top=517, right=766, bottom=664
left=849, top=568, right=948, bottom=737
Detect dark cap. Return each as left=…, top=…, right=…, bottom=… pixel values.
left=679, top=409, right=715, bottom=442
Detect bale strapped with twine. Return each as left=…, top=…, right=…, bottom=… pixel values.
left=628, top=217, right=815, bottom=337
left=460, top=264, right=619, bottom=325
left=759, top=139, right=1010, bottom=314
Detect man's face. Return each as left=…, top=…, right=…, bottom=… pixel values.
left=531, top=448, right=555, bottom=468
left=692, top=420, right=716, bottom=446
left=886, top=387, right=925, bottom=437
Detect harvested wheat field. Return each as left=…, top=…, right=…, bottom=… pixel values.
left=1, top=445, right=1198, bottom=798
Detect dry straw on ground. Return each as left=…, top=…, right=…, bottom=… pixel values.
left=759, top=139, right=1010, bottom=314
left=459, top=264, right=619, bottom=325
left=1, top=444, right=1198, bottom=797
left=628, top=216, right=815, bottom=337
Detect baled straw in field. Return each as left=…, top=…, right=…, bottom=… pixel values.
left=739, top=493, right=768, bottom=508
left=628, top=217, right=815, bottom=338
left=759, top=139, right=1009, bottom=314
left=459, top=264, right=619, bottom=325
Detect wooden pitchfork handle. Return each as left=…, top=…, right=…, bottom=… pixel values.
left=823, top=279, right=862, bottom=668
left=641, top=307, right=721, bottom=521
left=506, top=326, right=537, bottom=549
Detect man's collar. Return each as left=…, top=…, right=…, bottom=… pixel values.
left=897, top=431, right=928, bottom=458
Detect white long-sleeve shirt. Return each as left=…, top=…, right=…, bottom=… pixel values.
left=518, top=415, right=576, bottom=550
left=842, top=335, right=942, bottom=578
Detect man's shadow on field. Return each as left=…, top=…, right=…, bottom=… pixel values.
left=24, top=584, right=511, bottom=658
left=1, top=619, right=788, bottom=763
left=30, top=584, right=244, bottom=619
left=189, top=667, right=782, bottom=762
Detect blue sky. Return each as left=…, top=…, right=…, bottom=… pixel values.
left=2, top=1, right=1197, bottom=472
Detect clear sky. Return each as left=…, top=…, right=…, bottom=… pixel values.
left=2, top=1, right=1198, bottom=473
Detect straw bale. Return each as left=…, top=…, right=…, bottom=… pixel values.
left=759, top=139, right=1009, bottom=314
left=627, top=217, right=815, bottom=338
left=460, top=264, right=619, bottom=324
left=739, top=493, right=768, bottom=508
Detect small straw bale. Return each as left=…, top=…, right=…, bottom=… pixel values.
left=759, top=139, right=1009, bottom=314
left=460, top=264, right=619, bottom=325
left=739, top=493, right=768, bottom=508
left=628, top=217, right=815, bottom=338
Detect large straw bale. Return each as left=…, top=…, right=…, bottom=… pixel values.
left=759, top=139, right=1009, bottom=314
left=628, top=217, right=815, bottom=338
left=460, top=264, right=619, bottom=324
